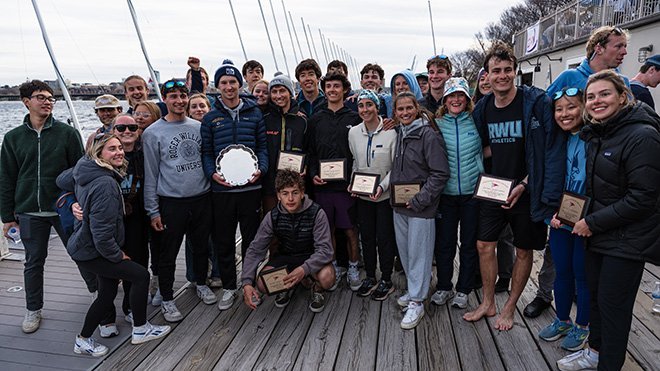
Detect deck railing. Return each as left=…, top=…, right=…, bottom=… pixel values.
left=513, top=0, right=660, bottom=58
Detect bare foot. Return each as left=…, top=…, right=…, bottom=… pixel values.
left=494, top=308, right=515, bottom=331
left=463, top=302, right=496, bottom=322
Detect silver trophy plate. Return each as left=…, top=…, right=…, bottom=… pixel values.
left=215, top=144, right=258, bottom=186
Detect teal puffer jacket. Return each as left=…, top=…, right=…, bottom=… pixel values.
left=436, top=112, right=483, bottom=196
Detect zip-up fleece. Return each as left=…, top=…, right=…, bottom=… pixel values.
left=436, top=111, right=483, bottom=196
left=201, top=97, right=268, bottom=192
left=263, top=100, right=310, bottom=195
left=390, top=118, right=450, bottom=218
left=348, top=118, right=397, bottom=201
left=0, top=114, right=84, bottom=223
left=474, top=85, right=566, bottom=222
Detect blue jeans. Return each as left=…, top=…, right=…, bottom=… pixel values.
left=393, top=212, right=434, bottom=302
left=549, top=228, right=589, bottom=326
left=18, top=214, right=97, bottom=311
left=435, top=195, right=478, bottom=294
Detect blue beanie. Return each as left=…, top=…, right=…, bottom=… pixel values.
left=357, top=89, right=380, bottom=109
left=214, top=59, right=244, bottom=88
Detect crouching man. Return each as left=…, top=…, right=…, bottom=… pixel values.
left=241, top=170, right=335, bottom=312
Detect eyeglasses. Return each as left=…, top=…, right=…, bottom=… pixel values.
left=132, top=111, right=151, bottom=118
left=163, top=80, right=186, bottom=89
left=114, top=124, right=139, bottom=132
left=552, top=87, right=582, bottom=101
left=428, top=54, right=449, bottom=61
left=30, top=94, right=56, bottom=103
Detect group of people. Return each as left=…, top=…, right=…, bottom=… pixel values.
left=1, top=24, right=659, bottom=370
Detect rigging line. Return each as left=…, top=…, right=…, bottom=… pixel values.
left=50, top=1, right=100, bottom=86
left=288, top=11, right=304, bottom=59
left=17, top=0, right=28, bottom=80
left=257, top=0, right=280, bottom=72
left=228, top=0, right=248, bottom=61
left=268, top=0, right=290, bottom=76
left=127, top=0, right=162, bottom=101
left=281, top=0, right=298, bottom=65
left=301, top=17, right=313, bottom=59
left=307, top=24, right=320, bottom=64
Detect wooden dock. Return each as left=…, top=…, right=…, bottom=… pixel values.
left=0, top=235, right=658, bottom=370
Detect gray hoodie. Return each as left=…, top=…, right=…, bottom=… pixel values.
left=142, top=117, right=211, bottom=218
left=241, top=197, right=333, bottom=286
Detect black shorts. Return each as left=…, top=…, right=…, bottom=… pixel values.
left=477, top=196, right=547, bottom=250
left=265, top=254, right=311, bottom=273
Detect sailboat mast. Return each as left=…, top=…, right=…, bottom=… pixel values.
left=281, top=0, right=298, bottom=65
left=268, top=0, right=290, bottom=76
left=127, top=0, right=162, bottom=101
left=258, top=0, right=280, bottom=72
left=228, top=0, right=248, bottom=61
left=301, top=18, right=313, bottom=59
left=307, top=24, right=321, bottom=63
left=30, top=0, right=82, bottom=136
left=428, top=0, right=437, bottom=55
left=288, top=11, right=305, bottom=59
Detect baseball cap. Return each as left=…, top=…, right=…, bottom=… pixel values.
left=94, top=94, right=121, bottom=110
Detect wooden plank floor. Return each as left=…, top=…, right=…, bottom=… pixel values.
left=1, top=236, right=659, bottom=370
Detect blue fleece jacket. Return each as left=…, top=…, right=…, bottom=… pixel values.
left=547, top=58, right=630, bottom=96
left=436, top=111, right=483, bottom=196
left=474, top=85, right=566, bottom=222
left=388, top=70, right=424, bottom=118
left=201, top=97, right=268, bottom=192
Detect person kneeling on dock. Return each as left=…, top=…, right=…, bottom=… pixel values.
left=241, top=170, right=335, bottom=313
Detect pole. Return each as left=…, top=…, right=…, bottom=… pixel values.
left=30, top=0, right=82, bottom=135
left=288, top=11, right=305, bottom=59
left=301, top=17, right=314, bottom=60
left=307, top=24, right=321, bottom=63
left=257, top=0, right=280, bottom=72
left=228, top=0, right=248, bottom=61
left=428, top=0, right=437, bottom=55
left=127, top=0, right=162, bottom=101
left=318, top=29, right=329, bottom=65
left=281, top=0, right=298, bottom=64
left=269, top=0, right=290, bottom=76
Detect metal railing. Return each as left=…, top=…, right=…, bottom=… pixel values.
left=513, top=0, right=660, bottom=58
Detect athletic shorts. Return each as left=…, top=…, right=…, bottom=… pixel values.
left=477, top=196, right=548, bottom=250
left=314, top=191, right=356, bottom=229
left=265, top=254, right=312, bottom=273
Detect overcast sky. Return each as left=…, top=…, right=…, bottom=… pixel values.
left=2, top=0, right=521, bottom=86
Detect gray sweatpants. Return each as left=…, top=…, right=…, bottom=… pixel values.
left=393, top=212, right=435, bottom=302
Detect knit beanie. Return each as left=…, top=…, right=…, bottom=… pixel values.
left=214, top=59, right=244, bottom=88
left=357, top=89, right=380, bottom=109
left=269, top=72, right=295, bottom=96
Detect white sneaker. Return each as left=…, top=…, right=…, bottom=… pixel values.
left=98, top=323, right=119, bottom=338
left=397, top=292, right=411, bottom=307
left=22, top=309, right=42, bottom=333
left=125, top=312, right=133, bottom=325
left=347, top=266, right=361, bottom=291
left=401, top=301, right=425, bottom=329
left=161, top=300, right=183, bottom=322
left=451, top=292, right=468, bottom=309
left=557, top=348, right=599, bottom=370
left=217, top=289, right=236, bottom=311
left=131, top=322, right=171, bottom=344
left=151, top=288, right=163, bottom=307
left=430, top=289, right=455, bottom=306
left=74, top=336, right=108, bottom=357
left=196, top=285, right=218, bottom=305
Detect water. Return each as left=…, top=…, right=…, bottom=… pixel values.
left=0, top=100, right=122, bottom=145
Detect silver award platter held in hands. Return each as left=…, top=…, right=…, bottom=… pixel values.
left=215, top=144, right=258, bottom=186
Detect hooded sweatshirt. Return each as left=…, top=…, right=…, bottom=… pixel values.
left=63, top=157, right=125, bottom=263
left=546, top=58, right=630, bottom=97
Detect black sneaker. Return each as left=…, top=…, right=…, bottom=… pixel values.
left=371, top=280, right=394, bottom=301
left=356, top=277, right=377, bottom=297
left=275, top=290, right=293, bottom=308
left=309, top=290, right=325, bottom=313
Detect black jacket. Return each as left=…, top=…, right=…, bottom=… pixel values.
left=308, top=104, right=361, bottom=192
left=581, top=102, right=660, bottom=264
left=59, top=157, right=125, bottom=263
left=263, top=100, right=310, bottom=195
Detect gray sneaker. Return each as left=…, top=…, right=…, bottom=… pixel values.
left=430, top=289, right=455, bottom=306
left=22, top=309, right=42, bottom=333
left=196, top=285, right=218, bottom=305
left=397, top=292, right=411, bottom=307
left=309, top=290, right=326, bottom=313
left=329, top=266, right=346, bottom=291
left=161, top=300, right=183, bottom=322
left=151, top=288, right=163, bottom=307
left=347, top=266, right=361, bottom=291
left=98, top=323, right=119, bottom=338
left=217, top=289, right=236, bottom=311
left=451, top=292, right=468, bottom=309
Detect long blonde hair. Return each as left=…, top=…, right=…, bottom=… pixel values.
left=583, top=70, right=633, bottom=124
left=87, top=133, right=128, bottom=176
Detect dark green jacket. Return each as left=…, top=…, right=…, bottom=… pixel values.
left=0, top=114, right=84, bottom=223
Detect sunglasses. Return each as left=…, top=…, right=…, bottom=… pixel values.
left=553, top=87, right=582, bottom=101
left=428, top=54, right=449, bottom=61
left=163, top=80, right=186, bottom=89
left=598, top=27, right=625, bottom=46
left=31, top=94, right=56, bottom=103
left=114, top=124, right=139, bottom=132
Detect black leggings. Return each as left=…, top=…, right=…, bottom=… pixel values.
left=75, top=257, right=150, bottom=337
